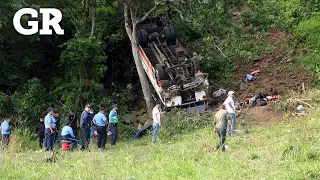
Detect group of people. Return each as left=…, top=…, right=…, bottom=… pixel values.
left=39, top=104, right=120, bottom=151
left=2, top=92, right=235, bottom=152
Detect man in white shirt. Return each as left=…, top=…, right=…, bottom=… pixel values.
left=223, top=91, right=236, bottom=136
left=152, top=102, right=162, bottom=144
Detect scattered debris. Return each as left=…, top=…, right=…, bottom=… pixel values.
left=287, top=98, right=314, bottom=108
left=296, top=105, right=304, bottom=111
left=246, top=74, right=254, bottom=82
left=213, top=89, right=227, bottom=97
left=250, top=69, right=260, bottom=75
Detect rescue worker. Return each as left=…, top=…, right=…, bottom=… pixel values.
left=44, top=107, right=55, bottom=151
left=80, top=104, right=92, bottom=151
left=93, top=107, right=107, bottom=149
left=109, top=104, right=119, bottom=146
left=61, top=120, right=78, bottom=150
left=1, top=117, right=12, bottom=149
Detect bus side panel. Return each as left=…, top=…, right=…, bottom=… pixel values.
left=138, top=46, right=165, bottom=104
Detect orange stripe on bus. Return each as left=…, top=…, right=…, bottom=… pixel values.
left=138, top=46, right=155, bottom=75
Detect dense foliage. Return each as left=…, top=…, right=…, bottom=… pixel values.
left=0, top=0, right=319, bottom=128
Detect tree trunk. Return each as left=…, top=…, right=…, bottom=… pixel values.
left=123, top=4, right=154, bottom=117
left=130, top=37, right=154, bottom=117
left=90, top=0, right=96, bottom=37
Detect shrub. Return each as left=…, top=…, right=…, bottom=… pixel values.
left=11, top=78, right=53, bottom=129
left=160, top=110, right=210, bottom=140
left=293, top=15, right=320, bottom=50
left=269, top=100, right=294, bottom=112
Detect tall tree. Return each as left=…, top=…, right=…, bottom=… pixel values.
left=121, top=0, right=173, bottom=115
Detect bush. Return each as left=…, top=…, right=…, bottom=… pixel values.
left=0, top=92, right=14, bottom=118
left=11, top=78, right=53, bottom=129
left=293, top=15, right=320, bottom=50
left=98, top=89, right=134, bottom=114
left=160, top=111, right=210, bottom=140
left=269, top=100, right=294, bottom=112
left=6, top=128, right=39, bottom=152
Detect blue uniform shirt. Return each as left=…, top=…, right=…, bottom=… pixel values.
left=61, top=126, right=75, bottom=138
left=93, top=112, right=107, bottom=126
left=109, top=109, right=119, bottom=123
left=44, top=114, right=54, bottom=129
left=1, top=121, right=11, bottom=135
left=52, top=117, right=57, bottom=129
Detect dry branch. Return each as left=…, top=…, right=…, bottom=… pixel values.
left=287, top=98, right=314, bottom=108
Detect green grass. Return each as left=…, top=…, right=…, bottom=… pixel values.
left=1, top=109, right=320, bottom=179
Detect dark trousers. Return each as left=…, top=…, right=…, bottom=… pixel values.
left=96, top=126, right=107, bottom=148
left=61, top=135, right=78, bottom=150
left=216, top=128, right=227, bottom=152
left=110, top=124, right=118, bottom=146
left=45, top=128, right=54, bottom=151
left=2, top=134, right=10, bottom=149
left=81, top=128, right=90, bottom=151
left=53, top=131, right=59, bottom=145
left=38, top=135, right=45, bottom=148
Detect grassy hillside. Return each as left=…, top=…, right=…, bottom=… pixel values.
left=1, top=106, right=320, bottom=179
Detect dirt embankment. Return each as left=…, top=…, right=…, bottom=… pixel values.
left=233, top=29, right=313, bottom=96
left=233, top=29, right=314, bottom=122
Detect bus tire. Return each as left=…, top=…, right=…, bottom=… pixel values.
left=155, top=64, right=167, bottom=80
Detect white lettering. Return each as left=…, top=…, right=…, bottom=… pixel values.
left=13, top=8, right=38, bottom=35
left=39, top=8, right=64, bottom=35
left=13, top=8, right=64, bottom=35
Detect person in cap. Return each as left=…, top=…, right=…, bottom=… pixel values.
left=44, top=107, right=55, bottom=151
left=1, top=117, right=12, bottom=149
left=223, top=91, right=236, bottom=136
left=213, top=105, right=233, bottom=152
left=61, top=119, right=78, bottom=150
left=109, top=104, right=119, bottom=146
left=152, top=102, right=162, bottom=144
left=80, top=104, right=92, bottom=151
left=93, top=107, right=107, bottom=149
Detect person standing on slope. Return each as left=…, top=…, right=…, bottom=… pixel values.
left=80, top=104, right=92, bottom=151
left=93, top=107, right=107, bottom=149
left=109, top=104, right=119, bottom=146
left=213, top=105, right=233, bottom=152
left=44, top=107, right=55, bottom=151
left=152, top=102, right=162, bottom=144
left=1, top=117, right=12, bottom=149
left=223, top=91, right=236, bottom=136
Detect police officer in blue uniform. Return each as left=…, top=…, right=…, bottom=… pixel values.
left=80, top=104, right=93, bottom=151
left=44, top=107, right=55, bottom=151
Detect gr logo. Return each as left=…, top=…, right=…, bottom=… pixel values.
left=13, top=8, right=64, bottom=35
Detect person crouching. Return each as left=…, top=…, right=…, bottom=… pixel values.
left=61, top=120, right=78, bottom=150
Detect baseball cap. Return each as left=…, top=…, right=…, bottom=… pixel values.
left=85, top=104, right=92, bottom=108
left=113, top=104, right=119, bottom=108
left=228, top=91, right=235, bottom=96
